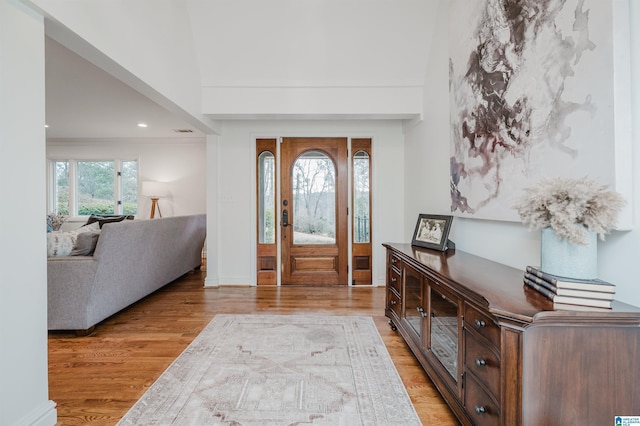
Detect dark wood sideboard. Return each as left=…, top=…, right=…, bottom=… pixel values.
left=384, top=243, right=640, bottom=426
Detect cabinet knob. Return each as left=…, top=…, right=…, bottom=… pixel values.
left=475, top=359, right=487, bottom=367
left=474, top=406, right=486, bottom=414
left=391, top=277, right=397, bottom=283
left=390, top=300, right=397, bottom=305
left=474, top=319, right=486, bottom=328
left=420, top=311, right=428, bottom=318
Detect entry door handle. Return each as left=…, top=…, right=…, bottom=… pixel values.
left=282, top=209, right=290, bottom=227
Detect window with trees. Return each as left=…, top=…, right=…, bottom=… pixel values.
left=258, top=151, right=275, bottom=244
left=292, top=150, right=336, bottom=245
left=50, top=159, right=138, bottom=216
left=353, top=150, right=370, bottom=243
left=77, top=161, right=115, bottom=215
left=256, top=139, right=277, bottom=285
left=351, top=138, right=372, bottom=285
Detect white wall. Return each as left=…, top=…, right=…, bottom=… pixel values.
left=190, top=0, right=432, bottom=119
left=404, top=0, right=640, bottom=308
left=208, top=120, right=404, bottom=286
left=0, top=2, right=56, bottom=425
left=402, top=0, right=450, bottom=225
left=189, top=0, right=431, bottom=87
left=600, top=0, right=640, bottom=306
left=47, top=139, right=207, bottom=220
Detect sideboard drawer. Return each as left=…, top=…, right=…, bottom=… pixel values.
left=388, top=266, right=401, bottom=293
left=464, top=374, right=500, bottom=426
left=389, top=252, right=402, bottom=271
left=464, top=330, right=500, bottom=399
left=387, top=287, right=401, bottom=319
left=464, top=303, right=500, bottom=349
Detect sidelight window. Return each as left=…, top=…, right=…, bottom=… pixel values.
left=258, top=151, right=276, bottom=244
left=353, top=150, right=370, bottom=243
left=351, top=138, right=372, bottom=285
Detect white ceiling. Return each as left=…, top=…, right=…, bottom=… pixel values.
left=45, top=37, right=204, bottom=140
left=43, top=1, right=434, bottom=139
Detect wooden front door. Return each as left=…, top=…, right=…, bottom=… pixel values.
left=280, top=137, right=348, bottom=285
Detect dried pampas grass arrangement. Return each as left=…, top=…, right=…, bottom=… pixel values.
left=513, top=177, right=625, bottom=245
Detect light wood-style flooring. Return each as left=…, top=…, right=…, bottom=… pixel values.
left=48, top=268, right=459, bottom=425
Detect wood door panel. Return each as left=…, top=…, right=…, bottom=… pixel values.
left=292, top=256, right=337, bottom=273
left=281, top=137, right=348, bottom=285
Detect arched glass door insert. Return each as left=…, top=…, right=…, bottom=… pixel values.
left=292, top=150, right=336, bottom=245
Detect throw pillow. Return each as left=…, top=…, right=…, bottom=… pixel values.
left=77, top=221, right=101, bottom=233
left=84, top=214, right=104, bottom=226
left=85, top=214, right=132, bottom=228
left=70, top=230, right=101, bottom=256
left=47, top=232, right=78, bottom=257
left=46, top=222, right=100, bottom=257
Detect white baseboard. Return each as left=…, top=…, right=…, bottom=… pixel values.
left=14, top=400, right=56, bottom=426
left=204, top=276, right=253, bottom=287
left=204, top=275, right=219, bottom=288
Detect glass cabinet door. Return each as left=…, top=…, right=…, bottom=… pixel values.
left=429, top=284, right=459, bottom=382
left=403, top=264, right=425, bottom=340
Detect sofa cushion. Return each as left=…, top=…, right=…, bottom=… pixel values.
left=47, top=222, right=100, bottom=257
left=47, top=232, right=77, bottom=257
left=70, top=231, right=101, bottom=256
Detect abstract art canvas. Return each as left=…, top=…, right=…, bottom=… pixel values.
left=449, top=0, right=632, bottom=225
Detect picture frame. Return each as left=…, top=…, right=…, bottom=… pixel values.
left=411, top=214, right=454, bottom=252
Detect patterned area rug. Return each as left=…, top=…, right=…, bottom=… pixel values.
left=118, top=315, right=420, bottom=425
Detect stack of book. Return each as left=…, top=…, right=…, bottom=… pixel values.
left=523, top=265, right=615, bottom=309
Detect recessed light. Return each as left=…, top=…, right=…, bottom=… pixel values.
left=137, top=123, right=148, bottom=128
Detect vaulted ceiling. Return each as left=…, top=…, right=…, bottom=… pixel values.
left=43, top=1, right=435, bottom=140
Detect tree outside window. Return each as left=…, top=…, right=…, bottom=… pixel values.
left=51, top=159, right=137, bottom=216
left=54, top=161, right=70, bottom=215
left=77, top=161, right=115, bottom=215
left=292, top=151, right=336, bottom=244
left=121, top=161, right=138, bottom=215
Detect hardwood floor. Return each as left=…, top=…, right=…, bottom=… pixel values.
left=48, top=269, right=459, bottom=425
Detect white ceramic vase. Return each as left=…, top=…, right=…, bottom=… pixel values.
left=540, top=227, right=598, bottom=280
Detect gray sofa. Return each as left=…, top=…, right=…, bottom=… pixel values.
left=47, top=214, right=206, bottom=334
